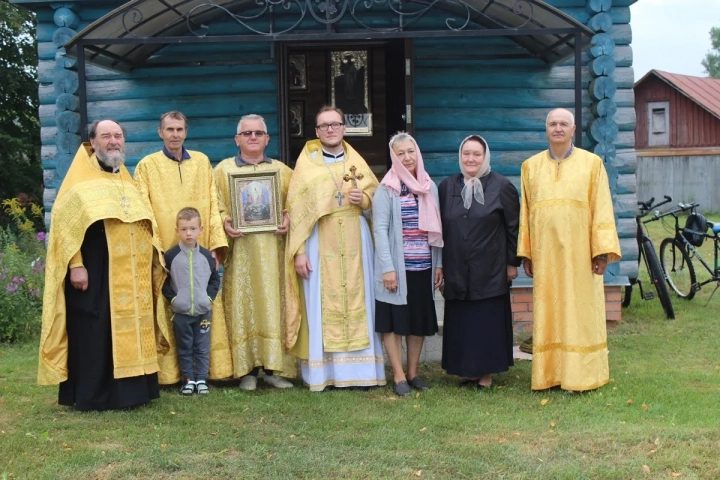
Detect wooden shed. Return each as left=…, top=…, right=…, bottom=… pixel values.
left=13, top=0, right=639, bottom=325
left=635, top=70, right=720, bottom=212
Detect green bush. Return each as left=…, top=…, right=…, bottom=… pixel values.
left=0, top=198, right=45, bottom=343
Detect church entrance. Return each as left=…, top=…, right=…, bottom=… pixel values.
left=280, top=40, right=412, bottom=178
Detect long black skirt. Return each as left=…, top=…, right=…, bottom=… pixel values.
left=58, top=220, right=160, bottom=411
left=375, top=269, right=439, bottom=337
left=441, top=294, right=514, bottom=377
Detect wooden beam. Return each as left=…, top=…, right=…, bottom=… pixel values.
left=636, top=148, right=720, bottom=157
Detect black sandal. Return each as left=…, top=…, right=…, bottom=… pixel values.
left=180, top=380, right=196, bottom=395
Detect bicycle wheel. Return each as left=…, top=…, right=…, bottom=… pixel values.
left=621, top=283, right=632, bottom=307
left=660, top=237, right=696, bottom=300
left=643, top=238, right=675, bottom=319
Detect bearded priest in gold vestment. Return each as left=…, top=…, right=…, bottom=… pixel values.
left=134, top=111, right=231, bottom=384
left=214, top=114, right=297, bottom=390
left=518, top=108, right=621, bottom=392
left=285, top=106, right=386, bottom=391
left=39, top=120, right=163, bottom=411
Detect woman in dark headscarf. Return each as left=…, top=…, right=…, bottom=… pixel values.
left=438, top=135, right=520, bottom=390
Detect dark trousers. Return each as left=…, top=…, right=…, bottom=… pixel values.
left=173, top=311, right=212, bottom=381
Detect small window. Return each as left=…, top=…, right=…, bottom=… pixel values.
left=648, top=101, right=670, bottom=147
left=651, top=108, right=666, bottom=133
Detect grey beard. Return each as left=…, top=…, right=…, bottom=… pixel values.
left=97, top=150, right=126, bottom=170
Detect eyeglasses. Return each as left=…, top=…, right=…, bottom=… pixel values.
left=237, top=130, right=267, bottom=137
left=316, top=122, right=345, bottom=131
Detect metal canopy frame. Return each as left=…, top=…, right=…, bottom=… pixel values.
left=67, top=0, right=591, bottom=146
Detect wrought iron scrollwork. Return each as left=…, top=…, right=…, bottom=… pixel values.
left=120, top=0, right=537, bottom=38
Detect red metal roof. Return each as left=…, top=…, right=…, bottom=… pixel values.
left=636, top=70, right=720, bottom=121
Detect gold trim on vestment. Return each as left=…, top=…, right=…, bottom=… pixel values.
left=593, top=222, right=617, bottom=231
left=532, top=341, right=608, bottom=354
left=529, top=198, right=589, bottom=212
left=299, top=354, right=386, bottom=368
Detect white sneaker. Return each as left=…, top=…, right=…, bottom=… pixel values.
left=262, top=375, right=293, bottom=389
left=239, top=375, right=257, bottom=391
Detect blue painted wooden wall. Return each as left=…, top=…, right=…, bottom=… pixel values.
left=31, top=0, right=637, bottom=279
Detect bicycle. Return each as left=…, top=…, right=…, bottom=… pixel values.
left=621, top=196, right=675, bottom=319
left=658, top=202, right=720, bottom=304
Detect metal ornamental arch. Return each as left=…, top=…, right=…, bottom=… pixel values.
left=65, top=0, right=593, bottom=144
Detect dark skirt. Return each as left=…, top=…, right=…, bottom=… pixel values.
left=375, top=269, right=439, bottom=337
left=441, top=294, right=514, bottom=377
left=58, top=220, right=160, bottom=411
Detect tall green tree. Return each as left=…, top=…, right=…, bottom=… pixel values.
left=702, top=26, right=720, bottom=78
left=0, top=1, right=41, bottom=219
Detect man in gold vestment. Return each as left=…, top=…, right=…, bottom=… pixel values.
left=518, top=108, right=621, bottom=392
left=285, top=106, right=386, bottom=391
left=39, top=120, right=162, bottom=410
left=134, top=111, right=231, bottom=385
left=214, top=114, right=296, bottom=390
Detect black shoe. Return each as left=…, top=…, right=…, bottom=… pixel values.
left=408, top=376, right=430, bottom=390
left=519, top=335, right=533, bottom=354
left=393, top=380, right=412, bottom=397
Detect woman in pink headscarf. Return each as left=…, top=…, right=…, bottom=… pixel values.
left=372, top=132, right=444, bottom=397
left=438, top=135, right=520, bottom=390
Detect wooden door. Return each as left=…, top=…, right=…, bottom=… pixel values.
left=280, top=41, right=409, bottom=178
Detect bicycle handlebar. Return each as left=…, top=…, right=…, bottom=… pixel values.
left=638, top=195, right=672, bottom=215
left=644, top=201, right=700, bottom=223
left=675, top=202, right=700, bottom=211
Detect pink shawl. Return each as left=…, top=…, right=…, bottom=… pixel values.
left=381, top=138, right=443, bottom=247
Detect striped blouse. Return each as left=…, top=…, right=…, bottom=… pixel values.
left=400, top=183, right=432, bottom=271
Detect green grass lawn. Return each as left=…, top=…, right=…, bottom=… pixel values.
left=2, top=219, right=720, bottom=479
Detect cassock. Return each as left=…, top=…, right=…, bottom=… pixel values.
left=39, top=144, right=162, bottom=410
left=134, top=149, right=231, bottom=384
left=517, top=147, right=621, bottom=391
left=214, top=155, right=297, bottom=378
left=285, top=140, right=386, bottom=391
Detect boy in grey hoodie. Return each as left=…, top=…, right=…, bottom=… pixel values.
left=162, top=207, right=220, bottom=395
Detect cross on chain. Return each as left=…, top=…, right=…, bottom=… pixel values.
left=334, top=191, right=345, bottom=207
left=120, top=195, right=131, bottom=216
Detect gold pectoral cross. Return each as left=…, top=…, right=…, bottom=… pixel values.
left=120, top=195, right=130, bottom=216
left=343, top=165, right=364, bottom=188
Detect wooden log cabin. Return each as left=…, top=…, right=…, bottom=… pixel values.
left=13, top=0, right=638, bottom=325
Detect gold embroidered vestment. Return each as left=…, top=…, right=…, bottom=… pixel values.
left=517, top=147, right=621, bottom=391
left=214, top=158, right=297, bottom=378
left=39, top=144, right=162, bottom=385
left=134, top=150, right=231, bottom=383
left=285, top=140, right=378, bottom=356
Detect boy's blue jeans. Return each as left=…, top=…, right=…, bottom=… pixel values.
left=173, top=311, right=212, bottom=381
